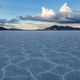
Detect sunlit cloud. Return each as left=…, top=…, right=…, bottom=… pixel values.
left=60, top=3, right=72, bottom=13
left=0, top=3, right=80, bottom=30
left=19, top=3, right=80, bottom=23
left=41, top=6, right=56, bottom=19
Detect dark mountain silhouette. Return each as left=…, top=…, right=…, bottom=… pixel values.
left=9, top=28, right=23, bottom=31
left=0, top=27, right=8, bottom=30
left=0, top=25, right=80, bottom=31
left=0, top=27, right=23, bottom=31
left=43, top=25, right=80, bottom=30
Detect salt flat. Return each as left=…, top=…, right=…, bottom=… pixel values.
left=0, top=31, right=80, bottom=80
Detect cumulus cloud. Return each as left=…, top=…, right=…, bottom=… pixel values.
left=60, top=3, right=72, bottom=13
left=0, top=3, right=79, bottom=26
left=0, top=3, right=80, bottom=29
left=59, top=3, right=75, bottom=22
left=41, top=6, right=56, bottom=19
left=19, top=3, right=80, bottom=23
left=0, top=3, right=79, bottom=25
left=59, top=3, right=73, bottom=20
left=19, top=7, right=56, bottom=22
left=58, top=3, right=80, bottom=23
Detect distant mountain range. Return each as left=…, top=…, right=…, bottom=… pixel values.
left=38, top=25, right=80, bottom=30
left=0, top=27, right=23, bottom=31
left=0, top=27, right=8, bottom=30
left=0, top=25, right=80, bottom=31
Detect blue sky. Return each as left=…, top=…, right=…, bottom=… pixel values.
left=0, top=0, right=80, bottom=29
left=0, top=0, right=80, bottom=18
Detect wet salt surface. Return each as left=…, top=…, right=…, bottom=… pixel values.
left=0, top=31, right=80, bottom=80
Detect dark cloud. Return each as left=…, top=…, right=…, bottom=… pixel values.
left=19, top=3, right=80, bottom=24
left=0, top=19, right=7, bottom=24
left=59, top=20, right=80, bottom=24
left=0, top=18, right=19, bottom=24
left=0, top=18, right=19, bottom=27
left=0, top=19, right=6, bottom=27
left=19, top=14, right=80, bottom=23
left=19, top=15, right=59, bottom=22
left=7, top=19, right=19, bottom=23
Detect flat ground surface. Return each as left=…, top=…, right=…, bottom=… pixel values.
left=0, top=31, right=80, bottom=80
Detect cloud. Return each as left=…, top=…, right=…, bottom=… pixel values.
left=19, top=15, right=58, bottom=22
left=0, top=18, right=19, bottom=27
left=59, top=3, right=73, bottom=20
left=41, top=7, right=56, bottom=19
left=58, top=3, right=80, bottom=23
left=19, top=7, right=57, bottom=22
left=60, top=3, right=72, bottom=13
left=7, top=19, right=19, bottom=23
left=0, top=19, right=6, bottom=27
left=19, top=3, right=80, bottom=23
left=19, top=7, right=56, bottom=22
left=0, top=18, right=18, bottom=24
left=10, top=23, right=46, bottom=30
left=0, top=19, right=7, bottom=24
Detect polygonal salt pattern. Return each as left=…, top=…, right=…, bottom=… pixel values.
left=4, top=65, right=30, bottom=77
left=0, top=57, right=9, bottom=69
left=51, top=66, right=72, bottom=76
left=64, top=71, right=80, bottom=80
left=0, top=31, right=80, bottom=80
left=36, top=72, right=62, bottom=80
left=0, top=69, right=3, bottom=79
left=18, top=58, right=56, bottom=76
left=3, top=76, right=35, bottom=80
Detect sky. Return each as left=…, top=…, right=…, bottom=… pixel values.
left=0, top=0, right=80, bottom=30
